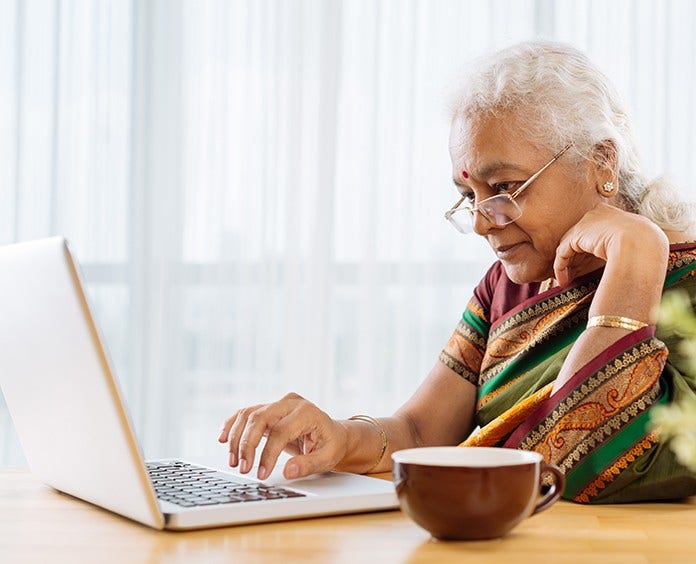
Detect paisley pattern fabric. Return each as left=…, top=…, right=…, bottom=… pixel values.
left=441, top=244, right=696, bottom=503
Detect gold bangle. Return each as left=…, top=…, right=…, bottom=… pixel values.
left=586, top=315, right=649, bottom=331
left=348, top=415, right=388, bottom=473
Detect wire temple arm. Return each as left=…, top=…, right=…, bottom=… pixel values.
left=510, top=143, right=573, bottom=199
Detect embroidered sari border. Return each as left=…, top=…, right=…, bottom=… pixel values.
left=489, top=268, right=602, bottom=333
left=478, top=321, right=583, bottom=399
left=665, top=260, right=696, bottom=287
left=503, top=326, right=656, bottom=448
left=462, top=382, right=555, bottom=447
left=563, top=389, right=668, bottom=500
left=462, top=306, right=489, bottom=337
left=665, top=243, right=696, bottom=285
left=554, top=383, right=662, bottom=477
left=480, top=289, right=595, bottom=386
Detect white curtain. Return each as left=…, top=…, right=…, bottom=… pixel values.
left=2, top=0, right=696, bottom=465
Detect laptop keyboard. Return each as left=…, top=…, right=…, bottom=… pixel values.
left=146, top=460, right=306, bottom=508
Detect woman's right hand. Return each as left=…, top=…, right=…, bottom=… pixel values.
left=217, top=392, right=350, bottom=481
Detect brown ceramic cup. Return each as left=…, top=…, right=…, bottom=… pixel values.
left=391, top=446, right=564, bottom=540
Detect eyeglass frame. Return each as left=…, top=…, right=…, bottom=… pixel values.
left=444, top=143, right=574, bottom=233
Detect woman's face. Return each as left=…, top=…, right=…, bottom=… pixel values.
left=449, top=113, right=602, bottom=284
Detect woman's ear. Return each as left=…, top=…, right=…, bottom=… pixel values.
left=591, top=140, right=619, bottom=198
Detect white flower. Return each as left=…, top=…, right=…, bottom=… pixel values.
left=670, top=433, right=696, bottom=472
left=649, top=291, right=696, bottom=470
left=652, top=401, right=696, bottom=470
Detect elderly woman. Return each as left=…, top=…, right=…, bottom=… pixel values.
left=219, top=41, right=696, bottom=503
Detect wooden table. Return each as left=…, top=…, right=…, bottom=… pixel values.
left=1, top=468, right=695, bottom=563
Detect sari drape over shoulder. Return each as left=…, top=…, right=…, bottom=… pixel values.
left=440, top=244, right=696, bottom=503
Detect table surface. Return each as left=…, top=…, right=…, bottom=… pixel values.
left=2, top=468, right=695, bottom=563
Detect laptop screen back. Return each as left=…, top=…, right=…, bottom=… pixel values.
left=0, top=238, right=163, bottom=528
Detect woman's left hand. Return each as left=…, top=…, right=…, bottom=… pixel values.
left=551, top=203, right=669, bottom=393
left=553, top=203, right=669, bottom=287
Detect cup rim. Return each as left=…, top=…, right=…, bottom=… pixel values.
left=391, top=446, right=543, bottom=467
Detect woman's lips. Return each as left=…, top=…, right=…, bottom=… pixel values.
left=495, top=242, right=527, bottom=259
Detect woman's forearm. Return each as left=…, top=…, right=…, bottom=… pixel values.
left=553, top=231, right=668, bottom=393
left=336, top=363, right=478, bottom=473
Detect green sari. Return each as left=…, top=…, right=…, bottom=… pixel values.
left=439, top=243, right=696, bottom=503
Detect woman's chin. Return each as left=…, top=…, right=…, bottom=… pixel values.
left=499, top=260, right=551, bottom=285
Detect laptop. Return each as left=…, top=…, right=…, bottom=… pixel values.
left=0, top=237, right=397, bottom=530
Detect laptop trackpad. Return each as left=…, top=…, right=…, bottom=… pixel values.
left=264, top=470, right=394, bottom=496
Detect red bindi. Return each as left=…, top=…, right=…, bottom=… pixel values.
left=461, top=170, right=469, bottom=179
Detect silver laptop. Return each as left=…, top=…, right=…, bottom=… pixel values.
left=0, top=237, right=397, bottom=530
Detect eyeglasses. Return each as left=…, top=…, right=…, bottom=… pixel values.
left=444, top=143, right=573, bottom=234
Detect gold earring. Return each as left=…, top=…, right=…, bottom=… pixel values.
left=602, top=181, right=614, bottom=194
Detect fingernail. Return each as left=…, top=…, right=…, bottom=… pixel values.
left=240, top=458, right=248, bottom=473
left=285, top=462, right=299, bottom=479
left=258, top=466, right=267, bottom=480
left=229, top=452, right=237, bottom=467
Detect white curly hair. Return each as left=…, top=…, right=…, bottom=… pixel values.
left=447, top=40, right=694, bottom=231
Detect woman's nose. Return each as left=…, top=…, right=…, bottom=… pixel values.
left=472, top=209, right=495, bottom=236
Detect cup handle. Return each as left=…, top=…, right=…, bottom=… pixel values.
left=393, top=463, right=408, bottom=494
left=532, top=462, right=565, bottom=515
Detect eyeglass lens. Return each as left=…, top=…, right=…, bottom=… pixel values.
left=448, top=195, right=522, bottom=232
